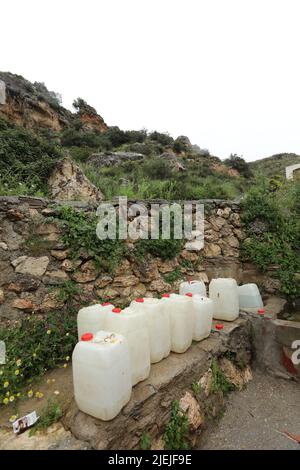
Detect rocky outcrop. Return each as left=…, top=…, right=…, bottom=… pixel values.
left=72, top=98, right=108, bottom=133
left=0, top=72, right=71, bottom=131
left=0, top=72, right=107, bottom=133
left=87, top=151, right=145, bottom=168
left=48, top=158, right=103, bottom=202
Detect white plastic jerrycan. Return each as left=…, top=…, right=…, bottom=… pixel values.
left=209, top=278, right=239, bottom=321
left=131, top=298, right=171, bottom=363
left=77, top=302, right=114, bottom=340
left=179, top=280, right=207, bottom=297
left=106, top=307, right=151, bottom=385
left=72, top=331, right=132, bottom=421
left=238, top=283, right=263, bottom=309
left=192, top=294, right=214, bottom=341
left=168, top=293, right=194, bottom=353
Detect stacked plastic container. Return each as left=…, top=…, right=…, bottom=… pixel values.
left=130, top=298, right=171, bottom=363
left=72, top=331, right=132, bottom=420
left=73, top=276, right=249, bottom=422
left=105, top=306, right=151, bottom=385
left=209, top=278, right=239, bottom=321
left=179, top=280, right=207, bottom=297
left=77, top=302, right=114, bottom=340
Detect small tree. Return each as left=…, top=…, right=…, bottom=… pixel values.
left=224, top=153, right=253, bottom=178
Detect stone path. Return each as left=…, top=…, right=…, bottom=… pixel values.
left=201, top=370, right=300, bottom=450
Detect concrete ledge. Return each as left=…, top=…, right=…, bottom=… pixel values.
left=63, top=318, right=251, bottom=450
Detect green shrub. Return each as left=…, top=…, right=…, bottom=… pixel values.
left=140, top=158, right=172, bottom=180
left=56, top=206, right=127, bottom=273
left=211, top=357, right=236, bottom=397
left=164, top=400, right=190, bottom=450
left=0, top=117, right=62, bottom=194
left=241, top=179, right=300, bottom=297
left=224, top=153, right=253, bottom=178
left=149, top=131, right=174, bottom=147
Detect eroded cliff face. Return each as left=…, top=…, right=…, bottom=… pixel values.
left=0, top=72, right=108, bottom=133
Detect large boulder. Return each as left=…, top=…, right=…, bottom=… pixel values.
left=48, top=158, right=103, bottom=202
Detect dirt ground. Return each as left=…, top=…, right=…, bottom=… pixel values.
left=201, top=370, right=300, bottom=450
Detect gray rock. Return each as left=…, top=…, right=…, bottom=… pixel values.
left=87, top=151, right=145, bottom=168
left=12, top=256, right=49, bottom=277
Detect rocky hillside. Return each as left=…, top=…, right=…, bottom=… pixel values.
left=0, top=72, right=107, bottom=133
left=250, top=153, right=300, bottom=179
left=0, top=72, right=252, bottom=201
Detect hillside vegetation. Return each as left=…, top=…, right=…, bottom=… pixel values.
left=250, top=153, right=300, bottom=179
left=0, top=72, right=254, bottom=200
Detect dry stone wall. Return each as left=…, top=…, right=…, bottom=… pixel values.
left=0, top=196, right=276, bottom=324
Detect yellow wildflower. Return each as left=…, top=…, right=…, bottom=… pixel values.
left=63, top=363, right=68, bottom=368
left=15, top=369, right=20, bottom=376
left=65, top=356, right=70, bottom=361
left=16, top=393, right=21, bottom=397
left=46, top=379, right=51, bottom=385
left=9, top=396, right=14, bottom=402
left=35, top=391, right=44, bottom=399
left=46, top=330, right=51, bottom=335
left=3, top=381, right=9, bottom=388
left=66, top=332, right=69, bottom=337
left=33, top=352, right=37, bottom=358
left=27, top=390, right=33, bottom=398
left=54, top=390, right=60, bottom=396
left=0, top=370, right=3, bottom=375
left=16, top=359, right=22, bottom=367
left=6, top=391, right=10, bottom=396
left=3, top=398, right=9, bottom=405
left=9, top=415, right=17, bottom=423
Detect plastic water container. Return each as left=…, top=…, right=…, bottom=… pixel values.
left=238, top=283, right=263, bottom=309
left=192, top=295, right=213, bottom=341
left=168, top=294, right=194, bottom=353
left=106, top=307, right=151, bottom=385
left=77, top=302, right=114, bottom=340
left=179, top=280, right=207, bottom=297
left=131, top=298, right=171, bottom=363
left=209, top=278, right=239, bottom=321
left=72, top=331, right=132, bottom=420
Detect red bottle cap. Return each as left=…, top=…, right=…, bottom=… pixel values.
left=162, top=293, right=170, bottom=298
left=81, top=332, right=93, bottom=341
left=101, top=302, right=112, bottom=306
left=258, top=309, right=265, bottom=315
left=112, top=307, right=122, bottom=314
left=215, top=324, right=224, bottom=330
left=135, top=298, right=144, bottom=303
left=185, top=292, right=193, bottom=297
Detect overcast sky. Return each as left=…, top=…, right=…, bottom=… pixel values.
left=1, top=0, right=300, bottom=161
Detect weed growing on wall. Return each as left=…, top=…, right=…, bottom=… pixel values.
left=56, top=206, right=127, bottom=273
left=163, top=400, right=190, bottom=450
left=211, top=357, right=236, bottom=397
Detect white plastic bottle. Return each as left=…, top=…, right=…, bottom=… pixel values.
left=238, top=283, right=263, bottom=309
left=168, top=293, right=194, bottom=353
left=179, top=280, right=207, bottom=297
left=209, top=278, right=239, bottom=321
left=106, top=307, right=151, bottom=385
left=192, top=295, right=213, bottom=341
left=77, top=302, right=114, bottom=340
left=72, top=331, right=132, bottom=421
left=131, top=298, right=171, bottom=362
